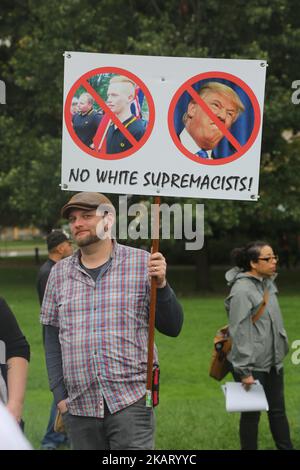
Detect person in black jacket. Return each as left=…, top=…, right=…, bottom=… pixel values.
left=37, top=230, right=73, bottom=450
left=0, top=297, right=30, bottom=423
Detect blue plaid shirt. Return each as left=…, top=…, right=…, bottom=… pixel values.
left=41, top=242, right=160, bottom=417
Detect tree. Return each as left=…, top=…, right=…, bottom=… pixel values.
left=0, top=0, right=299, bottom=261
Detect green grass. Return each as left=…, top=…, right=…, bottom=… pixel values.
left=155, top=296, right=300, bottom=450
left=1, top=261, right=300, bottom=450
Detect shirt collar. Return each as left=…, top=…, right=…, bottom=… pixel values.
left=79, top=108, right=94, bottom=117
left=71, top=239, right=118, bottom=267
left=180, top=128, right=213, bottom=158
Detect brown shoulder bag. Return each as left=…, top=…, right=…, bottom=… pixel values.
left=209, top=289, right=269, bottom=381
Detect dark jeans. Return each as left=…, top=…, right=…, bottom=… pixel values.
left=41, top=399, right=69, bottom=449
left=233, top=367, right=293, bottom=450
left=62, top=397, right=155, bottom=450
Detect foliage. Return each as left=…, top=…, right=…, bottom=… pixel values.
left=0, top=0, right=300, bottom=236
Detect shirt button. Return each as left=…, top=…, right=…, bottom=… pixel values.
left=94, top=351, right=97, bottom=356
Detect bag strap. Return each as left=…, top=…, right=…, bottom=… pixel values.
left=251, top=288, right=269, bottom=324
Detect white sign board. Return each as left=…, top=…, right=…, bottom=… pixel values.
left=62, top=52, right=267, bottom=201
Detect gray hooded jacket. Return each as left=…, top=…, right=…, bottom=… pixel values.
left=225, top=267, right=289, bottom=377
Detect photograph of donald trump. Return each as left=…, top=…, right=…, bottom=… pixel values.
left=178, top=81, right=246, bottom=160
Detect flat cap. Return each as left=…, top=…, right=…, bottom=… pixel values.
left=61, top=192, right=114, bottom=219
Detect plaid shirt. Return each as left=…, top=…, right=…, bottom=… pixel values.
left=41, top=242, right=158, bottom=417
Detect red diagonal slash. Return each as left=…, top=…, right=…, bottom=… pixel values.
left=82, top=79, right=138, bottom=147
left=187, top=85, right=242, bottom=152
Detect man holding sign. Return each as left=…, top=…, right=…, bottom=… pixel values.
left=41, top=192, right=183, bottom=450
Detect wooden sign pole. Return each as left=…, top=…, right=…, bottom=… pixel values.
left=146, top=195, right=161, bottom=407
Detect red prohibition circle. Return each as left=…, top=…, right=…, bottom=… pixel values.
left=65, top=66, right=155, bottom=160
left=168, top=71, right=261, bottom=165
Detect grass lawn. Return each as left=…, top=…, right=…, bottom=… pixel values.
left=0, top=260, right=300, bottom=450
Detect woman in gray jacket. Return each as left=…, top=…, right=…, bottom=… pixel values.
left=225, top=241, right=293, bottom=450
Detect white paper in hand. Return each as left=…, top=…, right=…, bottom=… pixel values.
left=221, top=380, right=269, bottom=413
left=0, top=402, right=32, bottom=450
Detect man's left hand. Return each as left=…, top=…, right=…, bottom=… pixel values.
left=148, top=252, right=167, bottom=288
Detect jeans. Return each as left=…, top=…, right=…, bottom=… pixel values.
left=62, top=397, right=155, bottom=450
left=233, top=367, right=293, bottom=450
left=41, top=399, right=69, bottom=449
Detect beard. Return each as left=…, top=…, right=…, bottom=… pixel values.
left=76, top=233, right=100, bottom=247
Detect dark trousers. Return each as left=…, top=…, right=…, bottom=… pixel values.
left=62, top=397, right=155, bottom=450
left=233, top=368, right=293, bottom=450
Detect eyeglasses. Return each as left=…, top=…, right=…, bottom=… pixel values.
left=258, top=255, right=279, bottom=263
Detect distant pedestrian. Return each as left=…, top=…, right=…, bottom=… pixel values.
left=37, top=230, right=73, bottom=450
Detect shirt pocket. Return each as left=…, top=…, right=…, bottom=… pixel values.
left=57, top=290, right=91, bottom=338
